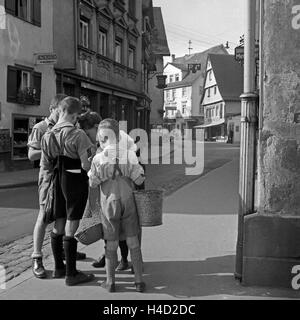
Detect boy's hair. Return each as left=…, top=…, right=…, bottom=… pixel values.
left=78, top=111, right=102, bottom=130
left=59, top=96, right=82, bottom=115
left=49, top=94, right=68, bottom=110
left=98, top=118, right=120, bottom=139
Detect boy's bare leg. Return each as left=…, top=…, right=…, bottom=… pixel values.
left=31, top=207, right=48, bottom=279
left=102, top=240, right=118, bottom=292
left=127, top=236, right=145, bottom=292
left=32, top=207, right=48, bottom=258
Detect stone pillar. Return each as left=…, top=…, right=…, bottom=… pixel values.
left=242, top=0, right=300, bottom=288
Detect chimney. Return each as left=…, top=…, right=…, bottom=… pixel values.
left=172, top=54, right=176, bottom=62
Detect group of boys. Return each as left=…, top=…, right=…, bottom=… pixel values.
left=27, top=95, right=146, bottom=291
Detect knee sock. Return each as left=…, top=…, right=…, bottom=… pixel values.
left=51, top=232, right=65, bottom=270
left=105, top=249, right=118, bottom=285
left=130, top=247, right=143, bottom=283
left=119, top=240, right=128, bottom=262
left=63, top=236, right=78, bottom=277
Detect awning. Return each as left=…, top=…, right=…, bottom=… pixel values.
left=194, top=119, right=225, bottom=129
left=81, top=82, right=112, bottom=95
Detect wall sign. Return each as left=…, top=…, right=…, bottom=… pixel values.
left=35, top=53, right=57, bottom=65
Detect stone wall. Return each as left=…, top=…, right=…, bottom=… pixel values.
left=258, top=0, right=300, bottom=216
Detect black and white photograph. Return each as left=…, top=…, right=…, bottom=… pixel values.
left=0, top=0, right=300, bottom=308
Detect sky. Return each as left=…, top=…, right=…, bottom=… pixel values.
left=152, top=0, right=246, bottom=58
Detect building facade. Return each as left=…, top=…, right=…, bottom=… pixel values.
left=163, top=45, right=228, bottom=135
left=200, top=54, right=243, bottom=143
left=53, top=0, right=153, bottom=133
left=0, top=0, right=56, bottom=170
left=241, top=0, right=300, bottom=289
left=148, top=6, right=170, bottom=129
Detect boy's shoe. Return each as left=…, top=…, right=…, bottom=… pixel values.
left=135, top=282, right=146, bottom=293
left=92, top=255, right=106, bottom=268
left=32, top=257, right=47, bottom=279
left=52, top=266, right=66, bottom=279
left=116, top=259, right=130, bottom=271
left=65, top=271, right=95, bottom=286
left=62, top=251, right=86, bottom=261
left=100, top=281, right=116, bottom=293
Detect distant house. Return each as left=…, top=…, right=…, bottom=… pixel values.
left=199, top=54, right=244, bottom=143
left=163, top=45, right=228, bottom=135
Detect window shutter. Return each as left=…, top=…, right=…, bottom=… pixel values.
left=5, top=0, right=16, bottom=15
left=33, top=72, right=42, bottom=104
left=32, top=0, right=41, bottom=26
left=7, top=66, right=18, bottom=102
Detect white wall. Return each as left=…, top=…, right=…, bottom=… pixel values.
left=0, top=0, right=56, bottom=131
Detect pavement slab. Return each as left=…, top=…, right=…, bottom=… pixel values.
left=0, top=160, right=299, bottom=300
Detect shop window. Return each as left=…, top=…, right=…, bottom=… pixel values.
left=98, top=29, right=107, bottom=56
left=5, top=0, right=41, bottom=26
left=80, top=17, right=89, bottom=48
left=7, top=66, right=41, bottom=105
left=128, top=46, right=135, bottom=69
left=12, top=115, right=43, bottom=160
left=115, top=39, right=122, bottom=63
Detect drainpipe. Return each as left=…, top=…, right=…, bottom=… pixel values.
left=235, top=0, right=259, bottom=280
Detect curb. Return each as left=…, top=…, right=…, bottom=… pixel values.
left=0, top=181, right=38, bottom=190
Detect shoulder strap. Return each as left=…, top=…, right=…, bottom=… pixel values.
left=52, top=126, right=77, bottom=155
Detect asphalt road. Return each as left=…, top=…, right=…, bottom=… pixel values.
left=0, top=142, right=240, bottom=246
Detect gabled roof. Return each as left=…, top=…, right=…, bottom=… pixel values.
left=208, top=54, right=244, bottom=101
left=165, top=44, right=229, bottom=89
left=151, top=7, right=170, bottom=56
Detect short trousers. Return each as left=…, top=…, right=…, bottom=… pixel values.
left=100, top=177, right=140, bottom=241
left=38, top=170, right=52, bottom=205
left=55, top=171, right=89, bottom=221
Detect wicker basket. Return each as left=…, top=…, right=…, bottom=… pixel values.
left=133, top=190, right=163, bottom=227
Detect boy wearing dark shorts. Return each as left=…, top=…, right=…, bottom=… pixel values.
left=41, top=97, right=94, bottom=286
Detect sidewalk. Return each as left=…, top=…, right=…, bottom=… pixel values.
left=0, top=160, right=299, bottom=300
left=0, top=169, right=39, bottom=189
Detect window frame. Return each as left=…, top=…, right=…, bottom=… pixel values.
left=80, top=17, right=89, bottom=49
left=5, top=0, right=41, bottom=27
left=128, top=46, right=136, bottom=69
left=7, top=65, right=41, bottom=105
left=115, top=38, right=123, bottom=64
left=98, top=28, right=107, bottom=56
